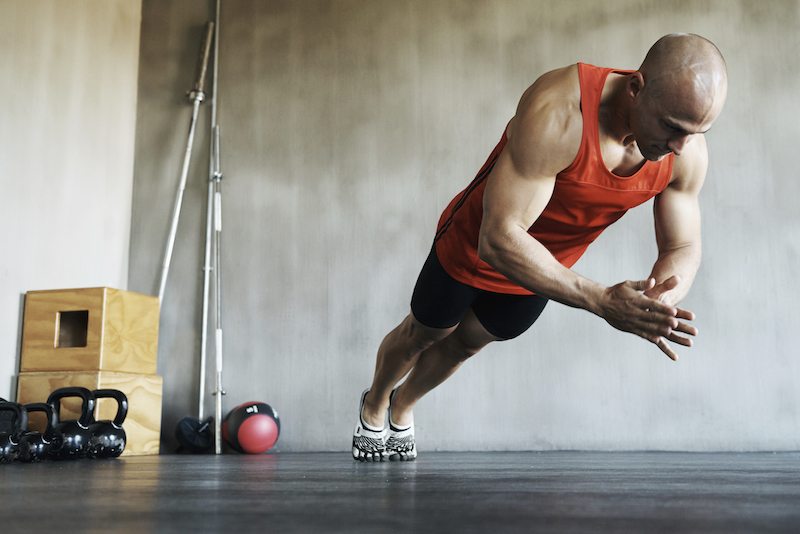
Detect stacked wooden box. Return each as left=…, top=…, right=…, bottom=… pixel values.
left=16, top=287, right=162, bottom=456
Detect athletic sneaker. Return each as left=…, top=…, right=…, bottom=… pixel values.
left=352, top=389, right=389, bottom=462
left=386, top=388, right=417, bottom=461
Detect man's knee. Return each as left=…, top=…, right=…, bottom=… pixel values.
left=399, top=313, right=456, bottom=356
left=440, top=335, right=485, bottom=364
left=443, top=310, right=498, bottom=361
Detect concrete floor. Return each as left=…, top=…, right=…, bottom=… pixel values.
left=1, top=451, right=799, bottom=533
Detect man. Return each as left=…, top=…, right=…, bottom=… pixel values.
left=353, top=34, right=728, bottom=462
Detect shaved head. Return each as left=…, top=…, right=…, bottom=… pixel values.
left=639, top=33, right=728, bottom=105
left=622, top=34, right=727, bottom=161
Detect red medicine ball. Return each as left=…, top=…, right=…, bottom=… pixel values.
left=222, top=402, right=280, bottom=454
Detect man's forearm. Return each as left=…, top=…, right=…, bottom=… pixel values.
left=647, top=244, right=702, bottom=306
left=479, top=226, right=687, bottom=349
left=478, top=227, right=607, bottom=315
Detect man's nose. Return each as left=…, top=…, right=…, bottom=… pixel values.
left=668, top=134, right=692, bottom=156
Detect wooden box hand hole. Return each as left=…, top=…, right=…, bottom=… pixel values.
left=55, top=310, right=89, bottom=348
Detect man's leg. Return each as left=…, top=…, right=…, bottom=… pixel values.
left=353, top=245, right=543, bottom=461
left=386, top=307, right=499, bottom=427
left=379, top=293, right=548, bottom=460
left=353, top=312, right=455, bottom=461
left=380, top=307, right=499, bottom=461
left=359, top=246, right=479, bottom=432
left=360, top=312, right=456, bottom=429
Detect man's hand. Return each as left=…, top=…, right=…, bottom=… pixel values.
left=643, top=275, right=698, bottom=359
left=600, top=277, right=698, bottom=361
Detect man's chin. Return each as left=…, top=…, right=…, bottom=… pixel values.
left=643, top=149, right=670, bottom=162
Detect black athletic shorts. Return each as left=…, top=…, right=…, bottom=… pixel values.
left=410, top=246, right=548, bottom=340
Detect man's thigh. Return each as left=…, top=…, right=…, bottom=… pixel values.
left=410, top=247, right=481, bottom=330
left=410, top=246, right=548, bottom=340
left=470, top=291, right=548, bottom=340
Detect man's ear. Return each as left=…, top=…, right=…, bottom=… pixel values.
left=628, top=72, right=645, bottom=99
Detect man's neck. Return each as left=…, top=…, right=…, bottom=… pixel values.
left=598, top=73, right=635, bottom=149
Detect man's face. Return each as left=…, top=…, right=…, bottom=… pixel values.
left=631, top=75, right=724, bottom=161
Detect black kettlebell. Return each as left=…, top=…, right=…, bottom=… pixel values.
left=20, top=403, right=57, bottom=463
left=0, top=397, right=11, bottom=435
left=47, top=387, right=95, bottom=460
left=88, top=389, right=128, bottom=459
left=0, top=402, right=28, bottom=464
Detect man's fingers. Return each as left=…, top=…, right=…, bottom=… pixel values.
left=642, top=301, right=678, bottom=318
left=614, top=278, right=695, bottom=361
left=654, top=323, right=697, bottom=359
left=675, top=307, right=696, bottom=321
left=639, top=301, right=697, bottom=332
left=638, top=309, right=679, bottom=336
left=641, top=315, right=696, bottom=349
left=666, top=331, right=693, bottom=347
left=629, top=278, right=656, bottom=292
left=674, top=321, right=698, bottom=337
left=655, top=337, right=678, bottom=361
left=661, top=275, right=681, bottom=291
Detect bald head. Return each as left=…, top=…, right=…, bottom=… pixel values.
left=639, top=33, right=728, bottom=105
left=623, top=34, right=727, bottom=161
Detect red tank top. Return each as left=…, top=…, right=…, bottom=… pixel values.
left=434, top=63, right=674, bottom=295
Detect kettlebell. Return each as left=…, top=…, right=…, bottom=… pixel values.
left=0, top=402, right=28, bottom=464
left=0, top=397, right=11, bottom=435
left=47, top=387, right=95, bottom=460
left=20, top=403, right=57, bottom=463
left=88, top=389, right=128, bottom=459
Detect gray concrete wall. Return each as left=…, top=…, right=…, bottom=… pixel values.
left=0, top=0, right=142, bottom=400
left=131, top=0, right=800, bottom=452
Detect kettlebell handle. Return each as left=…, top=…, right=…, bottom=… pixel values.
left=0, top=402, right=29, bottom=441
left=90, top=389, right=128, bottom=427
left=23, top=403, right=57, bottom=442
left=47, top=387, right=96, bottom=428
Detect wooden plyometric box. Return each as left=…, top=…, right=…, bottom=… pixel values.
left=20, top=287, right=159, bottom=374
left=17, top=371, right=163, bottom=456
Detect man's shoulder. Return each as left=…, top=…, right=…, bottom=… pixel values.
left=514, top=65, right=580, bottom=125
left=530, top=63, right=627, bottom=97
left=669, top=134, right=709, bottom=190
left=506, top=65, right=584, bottom=178
left=525, top=64, right=581, bottom=104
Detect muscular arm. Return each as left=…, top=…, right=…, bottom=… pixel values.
left=645, top=136, right=708, bottom=307
left=477, top=67, right=688, bottom=359
left=478, top=67, right=607, bottom=313
left=631, top=135, right=709, bottom=358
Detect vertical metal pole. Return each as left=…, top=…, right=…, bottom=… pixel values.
left=210, top=0, right=226, bottom=455
left=199, top=175, right=213, bottom=420
left=199, top=185, right=213, bottom=421
left=213, top=126, right=225, bottom=455
left=199, top=3, right=221, bottom=422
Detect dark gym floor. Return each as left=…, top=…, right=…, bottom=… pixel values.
left=2, top=451, right=799, bottom=533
